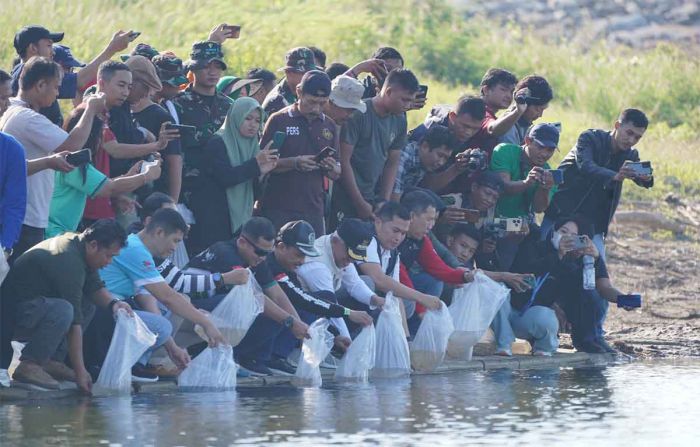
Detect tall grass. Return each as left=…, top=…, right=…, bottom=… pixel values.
left=2, top=0, right=698, bottom=198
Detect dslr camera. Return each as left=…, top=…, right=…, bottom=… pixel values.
left=462, top=149, right=488, bottom=173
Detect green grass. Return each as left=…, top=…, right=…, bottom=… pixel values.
left=2, top=0, right=698, bottom=200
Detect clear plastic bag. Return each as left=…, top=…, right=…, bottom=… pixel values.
left=447, top=271, right=509, bottom=360
left=410, top=302, right=454, bottom=372
left=94, top=310, right=157, bottom=395
left=372, top=293, right=411, bottom=378
left=195, top=272, right=264, bottom=347
left=178, top=345, right=237, bottom=391
left=293, top=318, right=334, bottom=387
left=335, top=324, right=376, bottom=382
left=0, top=248, right=9, bottom=287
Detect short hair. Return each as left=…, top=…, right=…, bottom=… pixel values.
left=480, top=68, right=517, bottom=89
left=376, top=201, right=411, bottom=222
left=455, top=95, right=486, bottom=120
left=141, top=192, right=175, bottom=222
left=145, top=208, right=188, bottom=236
left=0, top=69, right=10, bottom=83
left=401, top=190, right=438, bottom=215
left=554, top=214, right=594, bottom=238
left=83, top=219, right=128, bottom=248
left=19, top=56, right=60, bottom=91
left=384, top=68, right=419, bottom=93
left=241, top=217, right=276, bottom=242
left=246, top=67, right=276, bottom=87
left=98, top=60, right=130, bottom=82
left=450, top=222, right=482, bottom=243
left=308, top=46, right=327, bottom=68
left=372, top=47, right=404, bottom=66
left=515, top=75, right=553, bottom=105
left=326, top=62, right=349, bottom=81
left=618, top=108, right=649, bottom=129
left=421, top=124, right=451, bottom=151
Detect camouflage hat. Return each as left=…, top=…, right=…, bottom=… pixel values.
left=185, top=41, right=227, bottom=71
left=279, top=47, right=318, bottom=73
left=120, top=43, right=159, bottom=62
left=152, top=52, right=188, bottom=86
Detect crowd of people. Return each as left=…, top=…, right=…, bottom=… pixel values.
left=0, top=23, right=654, bottom=393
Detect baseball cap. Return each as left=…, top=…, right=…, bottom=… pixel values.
left=474, top=170, right=505, bottom=193
left=528, top=123, right=560, bottom=148
left=299, top=70, right=331, bottom=97
left=329, top=75, right=367, bottom=113
left=125, top=55, right=162, bottom=91
left=53, top=44, right=85, bottom=68
left=278, top=220, right=320, bottom=257
left=14, top=26, right=64, bottom=55
left=152, top=52, right=188, bottom=86
left=217, top=75, right=262, bottom=99
left=185, top=41, right=227, bottom=71
left=336, top=219, right=372, bottom=262
left=279, top=47, right=318, bottom=73
left=120, top=43, right=159, bottom=62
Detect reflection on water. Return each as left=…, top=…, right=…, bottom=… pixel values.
left=1, top=360, right=698, bottom=446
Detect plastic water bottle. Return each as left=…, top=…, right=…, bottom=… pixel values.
left=582, top=255, right=595, bottom=290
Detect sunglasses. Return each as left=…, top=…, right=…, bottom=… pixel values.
left=241, top=234, right=272, bottom=257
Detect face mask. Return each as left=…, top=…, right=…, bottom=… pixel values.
left=551, top=231, right=562, bottom=250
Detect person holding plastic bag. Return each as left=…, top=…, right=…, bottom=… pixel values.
left=447, top=271, right=509, bottom=360
left=410, top=302, right=454, bottom=372
left=372, top=292, right=411, bottom=378
left=94, top=309, right=156, bottom=394
left=2, top=220, right=133, bottom=392
left=178, top=345, right=237, bottom=391
left=335, top=324, right=376, bottom=382
left=293, top=318, right=334, bottom=387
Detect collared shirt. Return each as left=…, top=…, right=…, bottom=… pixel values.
left=357, top=236, right=400, bottom=281
left=262, top=78, right=296, bottom=117
left=259, top=104, right=338, bottom=229
left=500, top=116, right=532, bottom=146
left=172, top=84, right=233, bottom=180
left=100, top=233, right=165, bottom=299
left=393, top=140, right=426, bottom=196
left=3, top=233, right=105, bottom=324
left=466, top=105, right=498, bottom=155
left=11, top=63, right=78, bottom=126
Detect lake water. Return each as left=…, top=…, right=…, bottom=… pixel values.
left=1, top=360, right=698, bottom=446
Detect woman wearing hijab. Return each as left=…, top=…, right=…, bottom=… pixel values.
left=186, top=97, right=278, bottom=254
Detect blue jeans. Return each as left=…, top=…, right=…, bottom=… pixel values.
left=134, top=310, right=172, bottom=366
left=406, top=269, right=444, bottom=337
left=234, top=315, right=284, bottom=364
left=491, top=300, right=559, bottom=354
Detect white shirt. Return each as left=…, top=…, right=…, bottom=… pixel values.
left=297, top=234, right=374, bottom=306
left=361, top=236, right=400, bottom=281
left=0, top=98, right=68, bottom=228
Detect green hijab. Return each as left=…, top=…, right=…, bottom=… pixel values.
left=216, top=96, right=263, bottom=234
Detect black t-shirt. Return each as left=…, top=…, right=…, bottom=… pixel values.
left=133, top=103, right=182, bottom=194
left=108, top=102, right=147, bottom=177
left=186, top=239, right=276, bottom=292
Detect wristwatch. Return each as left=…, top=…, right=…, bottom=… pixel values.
left=212, top=272, right=224, bottom=289
left=283, top=316, right=295, bottom=329
left=343, top=307, right=352, bottom=317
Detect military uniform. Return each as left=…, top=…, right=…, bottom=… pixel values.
left=262, top=47, right=319, bottom=118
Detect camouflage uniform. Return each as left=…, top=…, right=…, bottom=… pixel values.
left=262, top=47, right=319, bottom=117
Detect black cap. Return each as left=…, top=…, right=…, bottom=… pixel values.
left=528, top=123, right=560, bottom=148
left=185, top=41, right=227, bottom=71
left=474, top=170, right=505, bottom=193
left=299, top=70, right=331, bottom=97
left=336, top=219, right=373, bottom=262
left=280, top=47, right=318, bottom=73
left=14, top=26, right=64, bottom=54
left=278, top=220, right=319, bottom=257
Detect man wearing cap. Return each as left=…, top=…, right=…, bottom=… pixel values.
left=173, top=41, right=232, bottom=203
left=152, top=53, right=189, bottom=123
left=120, top=43, right=160, bottom=62
left=262, top=220, right=373, bottom=374
left=499, top=75, right=554, bottom=146
left=11, top=26, right=136, bottom=126
left=262, top=47, right=319, bottom=117
left=323, top=75, right=367, bottom=126
left=259, top=70, right=340, bottom=235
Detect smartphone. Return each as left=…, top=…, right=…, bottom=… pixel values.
left=627, top=161, right=652, bottom=176
left=129, top=31, right=141, bottom=40
left=140, top=160, right=159, bottom=175
left=165, top=123, right=196, bottom=134
left=459, top=208, right=481, bottom=223
left=66, top=149, right=91, bottom=166
left=223, top=25, right=241, bottom=39
left=549, top=169, right=564, bottom=185
left=416, top=84, right=428, bottom=100
left=493, top=217, right=523, bottom=232
left=571, top=235, right=588, bottom=250
left=617, top=294, right=642, bottom=308
left=314, top=146, right=337, bottom=163
left=271, top=131, right=286, bottom=149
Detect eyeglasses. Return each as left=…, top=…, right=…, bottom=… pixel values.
left=241, top=234, right=272, bottom=257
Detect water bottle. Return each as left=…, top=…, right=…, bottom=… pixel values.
left=582, top=255, right=595, bottom=290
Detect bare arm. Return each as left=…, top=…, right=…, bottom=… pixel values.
left=488, top=104, right=526, bottom=137
left=55, top=103, right=98, bottom=153
left=339, top=141, right=373, bottom=217
left=26, top=152, right=73, bottom=176
left=378, top=149, right=401, bottom=202
left=596, top=277, right=623, bottom=303
left=358, top=262, right=434, bottom=305
left=102, top=140, right=162, bottom=159
left=165, top=154, right=183, bottom=201
left=76, top=31, right=134, bottom=89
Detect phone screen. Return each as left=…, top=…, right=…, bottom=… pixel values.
left=272, top=131, right=286, bottom=149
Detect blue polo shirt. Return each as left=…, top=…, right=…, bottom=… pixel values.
left=0, top=132, right=27, bottom=250
left=100, top=233, right=165, bottom=298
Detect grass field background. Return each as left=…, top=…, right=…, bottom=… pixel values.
left=2, top=0, right=698, bottom=200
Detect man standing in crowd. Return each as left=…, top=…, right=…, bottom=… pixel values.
left=259, top=70, right=340, bottom=234
left=2, top=220, right=132, bottom=392
left=322, top=75, right=367, bottom=126
left=331, top=69, right=419, bottom=224
left=11, top=26, right=136, bottom=126
left=152, top=53, right=189, bottom=123
left=0, top=70, right=13, bottom=117
left=263, top=47, right=319, bottom=116
left=0, top=57, right=105, bottom=261
left=468, top=68, right=518, bottom=155
left=0, top=132, right=26, bottom=259
left=500, top=75, right=554, bottom=146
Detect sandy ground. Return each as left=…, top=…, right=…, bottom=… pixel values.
left=593, top=198, right=699, bottom=358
